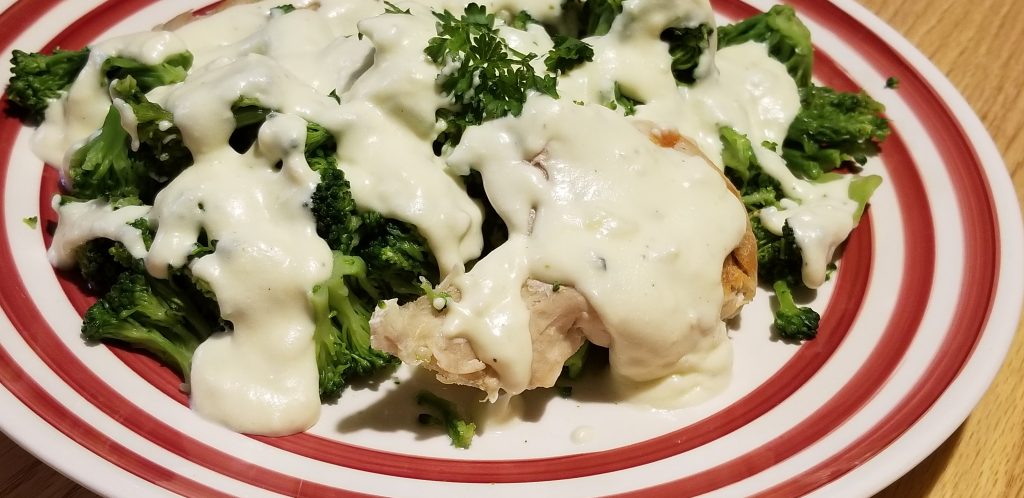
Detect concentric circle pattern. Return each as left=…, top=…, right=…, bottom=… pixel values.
left=0, top=0, right=1020, bottom=497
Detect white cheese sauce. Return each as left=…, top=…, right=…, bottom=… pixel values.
left=39, top=0, right=872, bottom=433
left=447, top=96, right=746, bottom=393
left=47, top=199, right=151, bottom=269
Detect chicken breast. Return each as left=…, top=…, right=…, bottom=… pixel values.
left=370, top=127, right=757, bottom=399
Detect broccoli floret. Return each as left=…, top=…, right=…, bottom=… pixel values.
left=63, top=77, right=193, bottom=205
left=754, top=219, right=820, bottom=341
left=782, top=85, right=890, bottom=179
left=718, top=5, right=813, bottom=88
left=312, top=252, right=397, bottom=399
left=5, top=48, right=90, bottom=123
left=562, top=0, right=623, bottom=38
left=561, top=340, right=590, bottom=379
left=82, top=272, right=216, bottom=378
left=603, top=82, right=643, bottom=116
left=360, top=215, right=439, bottom=299
left=416, top=390, right=476, bottom=448
left=310, top=166, right=365, bottom=254
left=719, top=127, right=783, bottom=209
left=67, top=106, right=150, bottom=206
left=660, top=24, right=712, bottom=85
left=771, top=280, right=819, bottom=341
left=109, top=76, right=193, bottom=179
left=101, top=52, right=192, bottom=93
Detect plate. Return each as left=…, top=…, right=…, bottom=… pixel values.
left=0, top=0, right=1021, bottom=496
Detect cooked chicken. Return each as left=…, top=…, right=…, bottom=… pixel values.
left=372, top=280, right=590, bottom=397
left=370, top=127, right=757, bottom=398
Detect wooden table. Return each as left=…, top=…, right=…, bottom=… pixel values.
left=1, top=0, right=1022, bottom=496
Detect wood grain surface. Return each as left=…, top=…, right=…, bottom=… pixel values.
left=1, top=0, right=1022, bottom=497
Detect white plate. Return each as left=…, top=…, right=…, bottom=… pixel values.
left=0, top=0, right=1020, bottom=496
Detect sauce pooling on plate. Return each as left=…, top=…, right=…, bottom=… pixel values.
left=41, top=0, right=869, bottom=435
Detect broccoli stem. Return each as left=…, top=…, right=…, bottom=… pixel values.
left=416, top=391, right=476, bottom=449
left=771, top=280, right=820, bottom=341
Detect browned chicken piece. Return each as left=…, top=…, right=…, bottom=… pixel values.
left=371, top=279, right=590, bottom=399
left=645, top=125, right=758, bottom=319
left=370, top=127, right=757, bottom=398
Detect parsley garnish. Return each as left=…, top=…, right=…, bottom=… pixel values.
left=270, top=4, right=295, bottom=15
left=604, top=82, right=642, bottom=116
left=510, top=10, right=536, bottom=30
left=885, top=76, right=900, bottom=89
left=22, top=216, right=38, bottom=229
left=383, top=1, right=411, bottom=15
left=545, top=35, right=594, bottom=74
left=425, top=3, right=557, bottom=149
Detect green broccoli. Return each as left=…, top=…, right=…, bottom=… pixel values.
left=310, top=165, right=365, bottom=254
left=311, top=252, right=397, bottom=399
left=359, top=215, right=439, bottom=299
left=82, top=271, right=217, bottom=378
left=604, top=83, right=643, bottom=116
left=561, top=340, right=590, bottom=379
left=719, top=126, right=783, bottom=210
left=561, top=0, right=623, bottom=38
left=5, top=48, right=89, bottom=123
left=754, top=218, right=820, bottom=341
left=416, top=390, right=476, bottom=448
left=719, top=6, right=890, bottom=179
left=771, top=279, right=819, bottom=341
left=718, top=5, right=813, bottom=88
left=782, top=85, right=890, bottom=179
left=109, top=76, right=193, bottom=179
left=660, top=24, right=713, bottom=85
left=66, top=106, right=151, bottom=206
left=307, top=123, right=437, bottom=300
left=101, top=51, right=193, bottom=93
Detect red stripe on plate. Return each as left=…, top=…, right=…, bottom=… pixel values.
left=753, top=0, right=1002, bottom=494
left=618, top=0, right=995, bottom=495
left=0, top=0, right=63, bottom=53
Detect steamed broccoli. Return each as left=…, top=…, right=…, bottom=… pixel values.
left=720, top=127, right=821, bottom=340
left=82, top=272, right=216, bottom=377
left=66, top=76, right=197, bottom=206
left=76, top=215, right=221, bottom=378
left=306, top=125, right=435, bottom=398
left=661, top=24, right=712, bottom=85
left=754, top=218, right=820, bottom=341
left=562, top=0, right=623, bottom=38
left=109, top=76, right=193, bottom=178
left=416, top=390, right=476, bottom=448
left=101, top=51, right=193, bottom=93
left=66, top=106, right=151, bottom=206
left=312, top=252, right=397, bottom=399
left=5, top=48, right=89, bottom=123
left=782, top=85, right=891, bottom=179
left=718, top=5, right=813, bottom=88
left=771, top=280, right=819, bottom=341
left=718, top=7, right=889, bottom=179
left=561, top=340, right=590, bottom=379
left=360, top=215, right=439, bottom=299
left=310, top=165, right=365, bottom=254
left=719, top=127, right=783, bottom=209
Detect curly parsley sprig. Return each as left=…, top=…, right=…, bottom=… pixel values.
left=425, top=3, right=558, bottom=149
